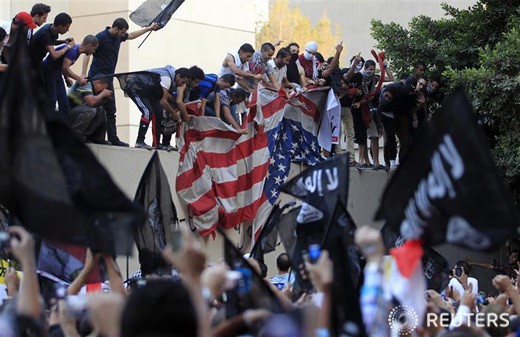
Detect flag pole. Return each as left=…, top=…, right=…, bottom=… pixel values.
left=137, top=30, right=153, bottom=49
left=126, top=254, right=129, bottom=281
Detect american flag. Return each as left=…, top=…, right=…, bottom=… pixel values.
left=176, top=86, right=327, bottom=239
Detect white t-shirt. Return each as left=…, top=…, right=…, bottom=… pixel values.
left=268, top=59, right=287, bottom=85
left=448, top=276, right=478, bottom=298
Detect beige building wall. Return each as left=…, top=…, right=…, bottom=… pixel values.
left=284, top=0, right=477, bottom=61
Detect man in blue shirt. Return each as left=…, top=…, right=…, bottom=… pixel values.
left=189, top=73, right=236, bottom=115
left=82, top=18, right=157, bottom=147
left=43, top=35, right=98, bottom=122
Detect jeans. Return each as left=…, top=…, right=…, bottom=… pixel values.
left=43, top=66, right=69, bottom=123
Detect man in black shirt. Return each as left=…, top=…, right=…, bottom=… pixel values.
left=28, top=12, right=73, bottom=66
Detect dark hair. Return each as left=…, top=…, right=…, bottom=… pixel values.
left=261, top=42, right=275, bottom=52
left=276, top=253, right=291, bottom=272
left=112, top=18, right=129, bottom=30
left=0, top=27, right=6, bottom=42
left=230, top=88, right=247, bottom=101
left=326, top=56, right=334, bottom=64
left=365, top=60, right=376, bottom=68
left=414, top=61, right=426, bottom=69
left=220, top=74, right=236, bottom=86
left=276, top=47, right=291, bottom=59
left=239, top=43, right=255, bottom=54
left=188, top=66, right=205, bottom=81
left=455, top=260, right=472, bottom=276
left=121, top=279, right=198, bottom=337
left=54, top=13, right=72, bottom=27
left=287, top=42, right=299, bottom=49
left=315, top=52, right=325, bottom=63
left=82, top=34, right=98, bottom=46
left=429, top=76, right=441, bottom=85
left=175, top=67, right=189, bottom=78
left=30, top=3, right=51, bottom=17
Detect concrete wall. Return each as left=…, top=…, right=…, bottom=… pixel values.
left=89, top=144, right=507, bottom=292
left=88, top=144, right=390, bottom=278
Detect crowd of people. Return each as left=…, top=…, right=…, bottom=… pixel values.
left=0, top=4, right=442, bottom=167
left=6, top=5, right=519, bottom=337
left=2, top=225, right=520, bottom=337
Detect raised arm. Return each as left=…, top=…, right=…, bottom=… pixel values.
left=8, top=226, right=40, bottom=318
left=321, top=42, right=343, bottom=78
left=127, top=22, right=158, bottom=40
left=67, top=249, right=96, bottom=295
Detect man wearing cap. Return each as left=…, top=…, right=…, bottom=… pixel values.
left=296, top=41, right=321, bottom=82
left=0, top=12, right=36, bottom=63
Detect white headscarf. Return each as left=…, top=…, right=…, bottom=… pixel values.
left=304, top=41, right=319, bottom=80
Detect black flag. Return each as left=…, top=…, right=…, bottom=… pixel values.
left=277, top=206, right=300, bottom=260
left=281, top=154, right=351, bottom=291
left=220, top=228, right=284, bottom=319
left=114, top=71, right=163, bottom=98
left=282, top=154, right=365, bottom=337
left=381, top=223, right=450, bottom=292
left=376, top=88, right=519, bottom=251
left=250, top=201, right=296, bottom=263
left=0, top=32, right=141, bottom=255
left=134, top=151, right=178, bottom=275
left=130, top=0, right=185, bottom=29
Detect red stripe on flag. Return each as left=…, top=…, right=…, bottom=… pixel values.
left=296, top=94, right=320, bottom=123
left=214, top=161, right=270, bottom=199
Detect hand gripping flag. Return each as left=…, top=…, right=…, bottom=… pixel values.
left=176, top=86, right=325, bottom=240
left=376, top=88, right=519, bottom=251
left=134, top=151, right=178, bottom=276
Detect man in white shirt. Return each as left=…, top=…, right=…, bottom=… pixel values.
left=267, top=47, right=292, bottom=89
left=447, top=260, right=478, bottom=299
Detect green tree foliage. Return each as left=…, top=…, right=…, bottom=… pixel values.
left=371, top=1, right=520, bottom=204
left=256, top=0, right=342, bottom=58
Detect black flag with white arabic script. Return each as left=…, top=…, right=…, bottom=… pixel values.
left=376, top=88, right=518, bottom=251
left=130, top=0, right=185, bottom=29
left=282, top=154, right=365, bottom=337
left=134, top=151, right=178, bottom=276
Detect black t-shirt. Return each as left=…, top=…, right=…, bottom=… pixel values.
left=29, top=24, right=58, bottom=64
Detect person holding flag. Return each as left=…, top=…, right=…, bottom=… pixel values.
left=82, top=18, right=158, bottom=147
